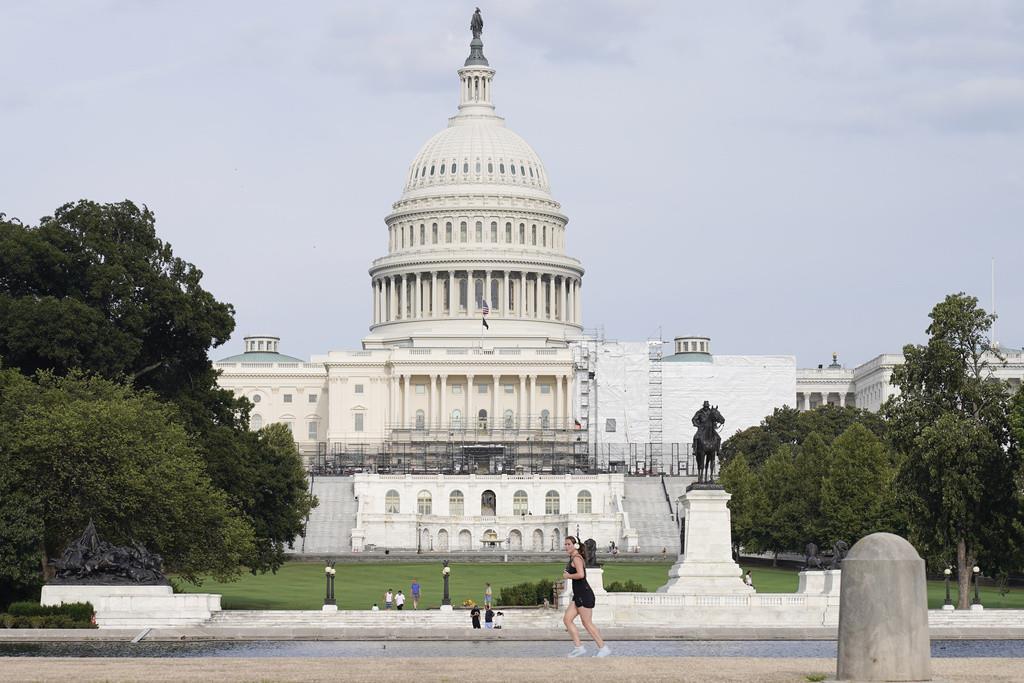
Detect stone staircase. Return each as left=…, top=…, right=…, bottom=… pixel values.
left=622, top=477, right=691, bottom=554
left=205, top=608, right=562, bottom=629
left=295, top=477, right=357, bottom=554
left=928, top=609, right=1024, bottom=627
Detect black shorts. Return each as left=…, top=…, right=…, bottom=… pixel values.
left=572, top=590, right=596, bottom=609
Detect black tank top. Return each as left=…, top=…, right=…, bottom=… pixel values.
left=565, top=554, right=591, bottom=593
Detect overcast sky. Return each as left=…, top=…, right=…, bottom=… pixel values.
left=2, top=1, right=1022, bottom=368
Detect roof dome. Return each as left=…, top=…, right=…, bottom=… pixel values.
left=403, top=123, right=550, bottom=196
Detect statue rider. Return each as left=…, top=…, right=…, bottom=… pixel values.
left=692, top=400, right=723, bottom=432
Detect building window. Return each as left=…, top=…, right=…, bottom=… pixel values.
left=283, top=420, right=294, bottom=434
left=541, top=409, right=550, bottom=429
left=354, top=413, right=364, bottom=432
left=415, top=409, right=425, bottom=429
left=450, top=162, right=456, bottom=174
left=252, top=394, right=261, bottom=403
left=487, top=162, right=493, bottom=173
left=451, top=409, right=462, bottom=428
left=432, top=223, right=438, bottom=243
left=251, top=414, right=263, bottom=430
left=490, top=221, right=497, bottom=242
left=307, top=421, right=318, bottom=440
left=452, top=384, right=463, bottom=395
left=475, top=161, right=481, bottom=173
left=605, top=418, right=616, bottom=432
left=460, top=222, right=467, bottom=242
left=283, top=394, right=292, bottom=403
left=577, top=490, right=592, bottom=514
left=519, top=223, right=525, bottom=243
left=513, top=490, right=528, bottom=515
left=354, top=384, right=364, bottom=394
left=540, top=383, right=551, bottom=394
left=542, top=226, right=547, bottom=246
left=504, top=409, right=514, bottom=428
left=449, top=490, right=464, bottom=516
left=308, top=394, right=318, bottom=403
left=505, top=222, right=512, bottom=242
left=477, top=409, right=488, bottom=429
left=531, top=225, right=537, bottom=245
left=417, top=490, right=432, bottom=515
left=446, top=222, right=452, bottom=242
left=499, top=162, right=505, bottom=174
left=475, top=221, right=482, bottom=242
left=545, top=490, right=560, bottom=515
left=478, top=383, right=488, bottom=394
left=385, top=490, right=400, bottom=514
left=503, top=384, right=514, bottom=394
left=510, top=163, right=516, bottom=175
left=420, top=224, right=425, bottom=244
left=415, top=383, right=426, bottom=395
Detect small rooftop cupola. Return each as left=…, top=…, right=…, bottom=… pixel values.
left=244, top=335, right=280, bottom=353
left=455, top=8, right=497, bottom=120
left=665, top=335, right=713, bottom=363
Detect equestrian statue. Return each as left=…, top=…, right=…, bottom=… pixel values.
left=691, top=400, right=725, bottom=484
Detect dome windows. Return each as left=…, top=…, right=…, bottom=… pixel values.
left=487, top=162, right=493, bottom=174
left=490, top=221, right=497, bottom=242
left=439, top=163, right=445, bottom=175
left=499, top=163, right=505, bottom=174
left=475, top=221, right=482, bottom=242
left=451, top=162, right=456, bottom=174
left=529, top=166, right=534, bottom=177
left=510, top=164, right=516, bottom=175
left=521, top=164, right=526, bottom=176
left=429, top=164, right=435, bottom=176
left=475, top=161, right=481, bottom=173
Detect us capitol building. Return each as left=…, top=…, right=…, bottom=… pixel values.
left=214, top=17, right=1023, bottom=554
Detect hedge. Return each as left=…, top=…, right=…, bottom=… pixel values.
left=605, top=580, right=646, bottom=592
left=1, top=601, right=96, bottom=628
left=498, top=579, right=559, bottom=606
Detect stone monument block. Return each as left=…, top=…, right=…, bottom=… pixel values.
left=836, top=533, right=930, bottom=682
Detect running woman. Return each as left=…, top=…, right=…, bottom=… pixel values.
left=562, top=536, right=611, bottom=657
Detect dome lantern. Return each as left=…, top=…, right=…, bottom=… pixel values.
left=456, top=9, right=496, bottom=119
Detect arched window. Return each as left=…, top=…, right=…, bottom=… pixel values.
left=459, top=277, right=468, bottom=310
left=417, top=490, right=432, bottom=515
left=577, top=490, right=592, bottom=514
left=477, top=409, right=488, bottom=429
left=464, top=162, right=470, bottom=173
left=415, top=409, right=425, bottom=430
left=251, top=414, right=263, bottom=430
left=490, top=221, right=497, bottom=242
left=542, top=225, right=547, bottom=246
left=504, top=409, right=514, bottom=429
left=505, top=222, right=512, bottom=242
left=429, top=164, right=435, bottom=176
left=475, top=221, right=482, bottom=242
left=439, top=162, right=445, bottom=175
left=446, top=222, right=452, bottom=243
left=513, top=490, right=529, bottom=516
left=474, top=279, right=484, bottom=308
left=487, top=162, right=493, bottom=173
left=531, top=225, right=537, bottom=245
left=385, top=490, right=400, bottom=514
left=451, top=162, right=456, bottom=174
left=475, top=161, right=481, bottom=173
left=499, top=162, right=505, bottom=174
left=451, top=409, right=462, bottom=429
left=545, top=490, right=560, bottom=515
left=481, top=489, right=496, bottom=516
left=460, top=222, right=467, bottom=242
left=519, top=223, right=525, bottom=243
left=420, top=224, right=426, bottom=245
left=432, top=223, right=438, bottom=244
left=490, top=279, right=499, bottom=309
left=541, top=409, right=551, bottom=429
left=510, top=163, right=516, bottom=175
left=449, top=489, right=465, bottom=516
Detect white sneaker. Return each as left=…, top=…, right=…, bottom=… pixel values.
left=568, top=645, right=587, bottom=658
left=596, top=645, right=612, bottom=657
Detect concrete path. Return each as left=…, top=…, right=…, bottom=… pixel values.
left=1, top=657, right=1022, bottom=682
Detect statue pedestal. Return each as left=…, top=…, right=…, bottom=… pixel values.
left=322, top=603, right=338, bottom=612
left=41, top=584, right=221, bottom=628
left=798, top=570, right=827, bottom=594
left=559, top=567, right=606, bottom=606
left=439, top=604, right=453, bottom=612
left=657, top=487, right=752, bottom=595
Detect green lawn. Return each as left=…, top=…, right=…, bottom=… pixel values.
left=175, top=561, right=1024, bottom=611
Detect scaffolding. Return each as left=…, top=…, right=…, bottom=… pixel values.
left=648, top=337, right=664, bottom=465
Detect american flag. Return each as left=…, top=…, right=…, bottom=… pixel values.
left=481, top=300, right=490, bottom=315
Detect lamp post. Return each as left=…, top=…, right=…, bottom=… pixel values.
left=440, top=560, right=452, bottom=611
left=322, top=561, right=337, bottom=612
left=942, top=567, right=954, bottom=610
left=971, top=566, right=983, bottom=610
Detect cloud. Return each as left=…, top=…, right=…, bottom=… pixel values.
left=909, top=77, right=1024, bottom=132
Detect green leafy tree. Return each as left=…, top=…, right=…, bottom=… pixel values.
left=757, top=446, right=805, bottom=561
left=886, top=293, right=1023, bottom=608
left=719, top=454, right=766, bottom=558
left=0, top=369, right=254, bottom=601
left=790, top=432, right=833, bottom=548
left=820, top=423, right=898, bottom=546
left=0, top=202, right=314, bottom=574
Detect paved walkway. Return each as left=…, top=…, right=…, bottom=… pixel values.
left=1, top=657, right=1022, bottom=682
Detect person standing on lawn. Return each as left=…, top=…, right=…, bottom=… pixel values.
left=411, top=578, right=421, bottom=609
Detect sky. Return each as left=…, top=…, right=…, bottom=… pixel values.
left=2, top=1, right=1022, bottom=368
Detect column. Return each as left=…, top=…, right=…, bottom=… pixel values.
left=403, top=374, right=411, bottom=428
left=427, top=374, right=435, bottom=428
left=518, top=273, right=525, bottom=318
left=567, top=279, right=574, bottom=324
left=388, top=375, right=397, bottom=428
left=447, top=270, right=455, bottom=316
left=466, top=374, right=474, bottom=427
left=491, top=374, right=498, bottom=429
left=553, top=374, right=560, bottom=427
left=414, top=273, right=422, bottom=319
left=371, top=280, right=378, bottom=324
left=431, top=272, right=438, bottom=317
left=576, top=279, right=582, bottom=323
left=528, top=374, right=537, bottom=427
left=561, top=276, right=568, bottom=322
left=501, top=271, right=508, bottom=316
left=485, top=270, right=492, bottom=310
left=468, top=271, right=476, bottom=316
left=518, top=375, right=526, bottom=428
left=392, top=275, right=400, bottom=320
left=546, top=274, right=554, bottom=320
left=440, top=375, right=448, bottom=429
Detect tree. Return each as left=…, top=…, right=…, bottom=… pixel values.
left=0, top=369, right=254, bottom=601
left=886, top=293, right=1023, bottom=609
left=719, top=454, right=766, bottom=558
left=0, top=202, right=314, bottom=574
left=790, top=432, right=833, bottom=548
left=820, top=423, right=899, bottom=546
left=757, top=446, right=805, bottom=561
left=722, top=405, right=886, bottom=471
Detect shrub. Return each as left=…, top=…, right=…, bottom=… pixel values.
left=2, top=601, right=96, bottom=628
left=605, top=580, right=646, bottom=592
left=498, top=579, right=559, bottom=606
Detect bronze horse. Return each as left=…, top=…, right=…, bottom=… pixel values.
left=693, top=404, right=724, bottom=483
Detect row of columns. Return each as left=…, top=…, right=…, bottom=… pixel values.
left=798, top=391, right=854, bottom=410
left=372, top=271, right=582, bottom=326
left=386, top=373, right=573, bottom=430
